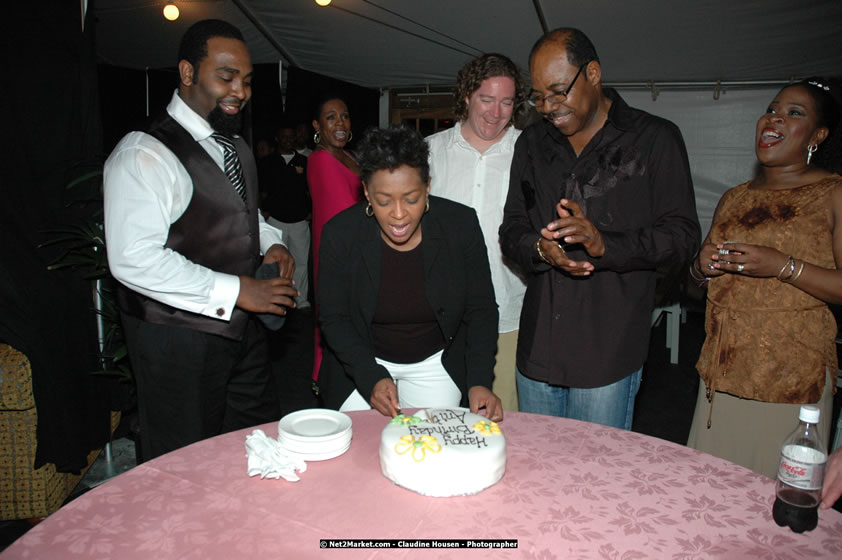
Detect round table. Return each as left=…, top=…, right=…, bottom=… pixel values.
left=4, top=410, right=842, bottom=558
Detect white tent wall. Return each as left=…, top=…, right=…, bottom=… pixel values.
left=618, top=87, right=779, bottom=238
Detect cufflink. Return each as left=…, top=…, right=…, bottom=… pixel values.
left=216, top=308, right=225, bottom=317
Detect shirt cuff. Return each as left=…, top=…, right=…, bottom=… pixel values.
left=259, top=216, right=285, bottom=254
left=588, top=232, right=618, bottom=270
left=203, top=272, right=240, bottom=321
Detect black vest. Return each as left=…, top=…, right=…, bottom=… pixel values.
left=116, top=113, right=261, bottom=340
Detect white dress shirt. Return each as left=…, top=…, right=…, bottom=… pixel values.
left=426, top=122, right=525, bottom=333
left=104, top=90, right=283, bottom=322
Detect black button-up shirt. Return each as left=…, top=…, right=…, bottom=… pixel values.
left=500, top=89, right=700, bottom=387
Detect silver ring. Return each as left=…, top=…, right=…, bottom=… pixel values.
left=707, top=263, right=715, bottom=271
left=737, top=263, right=744, bottom=272
left=718, top=248, right=730, bottom=255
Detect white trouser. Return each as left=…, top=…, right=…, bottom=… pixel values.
left=339, top=349, right=461, bottom=411
left=267, top=217, right=310, bottom=308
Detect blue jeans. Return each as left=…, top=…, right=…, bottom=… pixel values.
left=516, top=367, right=643, bottom=430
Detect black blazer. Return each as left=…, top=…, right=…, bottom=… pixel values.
left=317, top=195, right=499, bottom=409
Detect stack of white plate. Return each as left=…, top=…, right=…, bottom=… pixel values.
left=277, top=409, right=352, bottom=461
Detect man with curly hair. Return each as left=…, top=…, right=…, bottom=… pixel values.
left=426, top=53, right=528, bottom=411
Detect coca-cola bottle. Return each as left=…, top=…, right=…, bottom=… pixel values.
left=772, top=404, right=827, bottom=533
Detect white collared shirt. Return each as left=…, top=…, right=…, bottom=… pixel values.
left=426, top=122, right=525, bottom=333
left=104, top=90, right=283, bottom=321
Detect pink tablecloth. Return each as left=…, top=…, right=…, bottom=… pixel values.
left=4, top=410, right=842, bottom=559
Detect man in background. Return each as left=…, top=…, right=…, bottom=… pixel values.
left=294, top=121, right=313, bottom=157
left=426, top=53, right=528, bottom=411
left=258, top=122, right=311, bottom=308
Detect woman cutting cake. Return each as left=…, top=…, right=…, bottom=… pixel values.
left=316, top=126, right=503, bottom=422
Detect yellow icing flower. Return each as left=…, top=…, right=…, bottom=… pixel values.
left=394, top=434, right=442, bottom=462
left=473, top=420, right=501, bottom=436
left=389, top=414, right=422, bottom=426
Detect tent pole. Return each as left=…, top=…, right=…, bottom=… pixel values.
left=145, top=68, right=149, bottom=118
left=230, top=0, right=297, bottom=67
left=606, top=79, right=793, bottom=89
left=532, top=0, right=548, bottom=33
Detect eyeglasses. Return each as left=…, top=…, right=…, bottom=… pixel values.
left=527, top=63, right=588, bottom=108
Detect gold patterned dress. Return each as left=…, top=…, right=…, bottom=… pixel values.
left=688, top=175, right=841, bottom=477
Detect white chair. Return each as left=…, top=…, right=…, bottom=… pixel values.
left=651, top=302, right=682, bottom=365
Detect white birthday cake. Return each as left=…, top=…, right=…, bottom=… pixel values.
left=379, top=408, right=506, bottom=497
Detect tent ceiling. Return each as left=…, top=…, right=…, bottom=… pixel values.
left=94, top=0, right=842, bottom=89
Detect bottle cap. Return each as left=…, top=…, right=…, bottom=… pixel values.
left=799, top=405, right=820, bottom=424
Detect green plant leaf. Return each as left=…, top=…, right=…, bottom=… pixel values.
left=43, top=164, right=133, bottom=382
left=66, top=170, right=103, bottom=190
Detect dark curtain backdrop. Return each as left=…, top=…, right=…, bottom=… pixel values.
left=258, top=65, right=380, bottom=150
left=0, top=2, right=113, bottom=471
left=99, top=66, right=177, bottom=154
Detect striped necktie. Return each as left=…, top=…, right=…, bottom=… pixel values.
left=212, top=133, right=246, bottom=201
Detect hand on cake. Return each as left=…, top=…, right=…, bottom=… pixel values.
left=468, top=386, right=503, bottom=422
left=370, top=378, right=401, bottom=417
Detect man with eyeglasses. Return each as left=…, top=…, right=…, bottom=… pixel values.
left=499, top=28, right=700, bottom=430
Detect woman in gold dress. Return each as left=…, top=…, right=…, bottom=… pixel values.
left=688, top=78, right=842, bottom=478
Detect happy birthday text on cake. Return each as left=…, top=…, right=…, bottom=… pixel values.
left=406, top=410, right=489, bottom=448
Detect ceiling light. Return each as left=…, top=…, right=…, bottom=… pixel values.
left=315, top=0, right=332, bottom=6
left=163, top=2, right=180, bottom=21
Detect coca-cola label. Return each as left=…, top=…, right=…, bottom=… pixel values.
left=777, top=444, right=826, bottom=490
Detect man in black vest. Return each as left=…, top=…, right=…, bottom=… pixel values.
left=104, top=20, right=298, bottom=459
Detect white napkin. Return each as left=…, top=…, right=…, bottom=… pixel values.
left=245, top=429, right=308, bottom=481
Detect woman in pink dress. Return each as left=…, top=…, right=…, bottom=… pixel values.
left=307, top=94, right=363, bottom=382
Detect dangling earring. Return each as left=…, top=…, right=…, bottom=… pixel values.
left=365, top=202, right=374, bottom=217
left=807, top=144, right=817, bottom=165
left=425, top=197, right=430, bottom=213
left=347, top=131, right=353, bottom=142
left=313, top=131, right=321, bottom=145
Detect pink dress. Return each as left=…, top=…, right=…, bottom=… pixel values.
left=307, top=149, right=363, bottom=382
